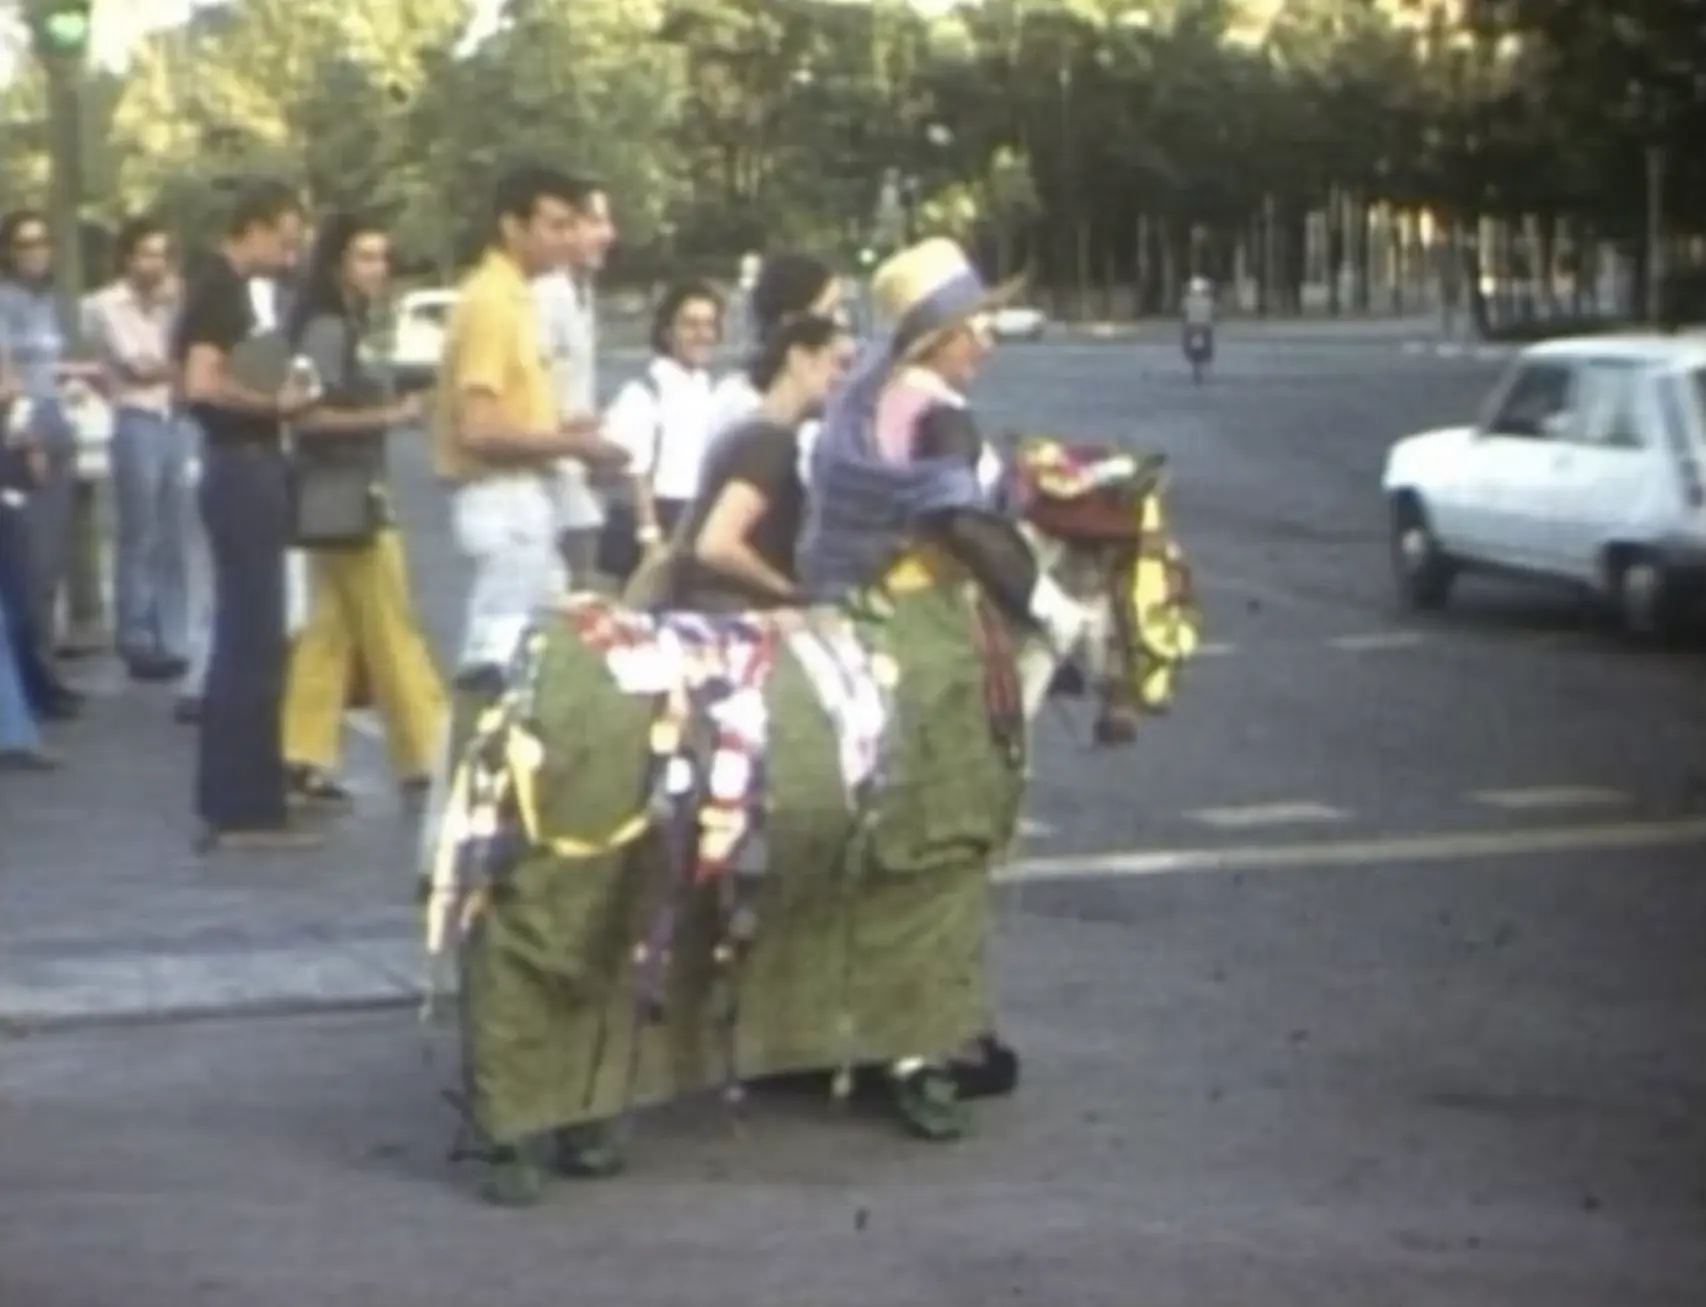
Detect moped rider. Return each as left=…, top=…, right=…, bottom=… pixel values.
left=1181, top=274, right=1215, bottom=373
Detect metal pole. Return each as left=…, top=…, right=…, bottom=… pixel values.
left=42, top=45, right=106, bottom=646
left=43, top=53, right=85, bottom=350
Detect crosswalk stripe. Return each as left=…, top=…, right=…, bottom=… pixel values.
left=1470, top=786, right=1629, bottom=811
left=1327, top=631, right=1427, bottom=652
left=1003, top=816, right=1706, bottom=882
left=1186, top=801, right=1349, bottom=829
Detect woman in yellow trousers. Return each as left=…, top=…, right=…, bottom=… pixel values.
left=278, top=214, right=444, bottom=805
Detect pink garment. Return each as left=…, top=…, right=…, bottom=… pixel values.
left=873, top=380, right=937, bottom=465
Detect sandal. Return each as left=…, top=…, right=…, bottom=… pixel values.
left=287, top=765, right=353, bottom=806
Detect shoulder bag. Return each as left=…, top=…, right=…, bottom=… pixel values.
left=290, top=317, right=384, bottom=550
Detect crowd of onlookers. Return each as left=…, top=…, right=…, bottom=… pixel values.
left=1, top=150, right=1029, bottom=881
left=0, top=168, right=864, bottom=852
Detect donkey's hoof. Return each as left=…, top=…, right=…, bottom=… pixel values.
left=480, top=1145, right=547, bottom=1207
left=554, top=1122, right=626, bottom=1179
left=891, top=1064, right=970, bottom=1142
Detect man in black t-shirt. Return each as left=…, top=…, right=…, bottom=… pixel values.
left=172, top=179, right=319, bottom=850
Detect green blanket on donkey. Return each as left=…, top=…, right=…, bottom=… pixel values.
left=453, top=582, right=1026, bottom=1145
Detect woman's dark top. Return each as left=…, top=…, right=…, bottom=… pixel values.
left=674, top=417, right=804, bottom=612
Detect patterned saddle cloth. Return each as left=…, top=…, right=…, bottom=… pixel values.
left=559, top=597, right=896, bottom=880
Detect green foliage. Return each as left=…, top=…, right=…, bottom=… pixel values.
left=8, top=0, right=1692, bottom=288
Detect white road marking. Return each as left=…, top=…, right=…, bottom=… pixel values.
left=1326, top=631, right=1427, bottom=652
left=1195, top=640, right=1237, bottom=657
left=1001, top=816, right=1706, bottom=882
left=1019, top=818, right=1055, bottom=837
left=1186, top=801, right=1350, bottom=829
left=1470, top=786, right=1629, bottom=811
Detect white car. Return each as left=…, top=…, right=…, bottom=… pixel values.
left=1382, top=335, right=1706, bottom=637
left=388, top=287, right=457, bottom=388
left=990, top=304, right=1047, bottom=341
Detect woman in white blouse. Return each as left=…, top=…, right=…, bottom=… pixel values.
left=600, top=281, right=723, bottom=581
left=705, top=253, right=845, bottom=481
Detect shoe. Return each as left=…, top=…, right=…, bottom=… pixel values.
left=172, top=697, right=201, bottom=724
left=286, top=764, right=353, bottom=807
left=948, top=1035, right=1021, bottom=1100
left=0, top=745, right=59, bottom=771
left=552, top=1122, right=626, bottom=1179
left=194, top=822, right=323, bottom=854
left=126, top=653, right=188, bottom=683
left=888, top=1061, right=971, bottom=1142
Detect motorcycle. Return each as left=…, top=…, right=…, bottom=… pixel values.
left=1182, top=323, right=1213, bottom=384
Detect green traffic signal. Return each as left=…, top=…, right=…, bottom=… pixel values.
left=31, top=2, right=93, bottom=59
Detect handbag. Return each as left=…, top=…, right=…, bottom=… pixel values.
left=292, top=458, right=380, bottom=548
left=286, top=314, right=383, bottom=549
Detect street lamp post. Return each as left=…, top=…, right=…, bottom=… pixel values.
left=27, top=0, right=93, bottom=347
left=27, top=1, right=104, bottom=650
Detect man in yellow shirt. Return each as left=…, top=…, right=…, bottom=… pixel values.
left=433, top=165, right=627, bottom=681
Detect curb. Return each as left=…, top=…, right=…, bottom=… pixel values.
left=0, top=933, right=430, bottom=1034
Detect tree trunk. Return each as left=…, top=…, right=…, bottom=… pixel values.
left=1536, top=211, right=1557, bottom=319
left=1076, top=217, right=1092, bottom=321
left=1353, top=194, right=1372, bottom=314
left=1134, top=212, right=1151, bottom=316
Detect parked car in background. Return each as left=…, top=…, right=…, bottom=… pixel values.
left=990, top=304, right=1047, bottom=341
left=388, top=287, right=457, bottom=389
left=1381, top=335, right=1706, bottom=638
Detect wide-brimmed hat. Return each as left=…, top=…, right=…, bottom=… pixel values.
left=871, top=237, right=1023, bottom=361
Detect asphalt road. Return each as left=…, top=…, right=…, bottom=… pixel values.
left=2, top=331, right=1703, bottom=1304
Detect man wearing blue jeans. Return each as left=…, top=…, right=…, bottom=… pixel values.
left=86, top=218, right=190, bottom=680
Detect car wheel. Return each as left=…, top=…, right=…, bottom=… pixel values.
left=1607, top=548, right=1678, bottom=641
left=1390, top=494, right=1455, bottom=610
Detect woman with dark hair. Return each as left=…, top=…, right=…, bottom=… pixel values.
left=672, top=313, right=852, bottom=612
left=705, top=252, right=844, bottom=443
left=597, top=279, right=721, bottom=583
left=0, top=208, right=104, bottom=654
left=277, top=212, right=444, bottom=804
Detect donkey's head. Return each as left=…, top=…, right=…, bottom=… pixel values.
left=1003, top=437, right=1200, bottom=745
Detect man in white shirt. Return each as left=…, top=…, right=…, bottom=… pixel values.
left=532, top=191, right=617, bottom=586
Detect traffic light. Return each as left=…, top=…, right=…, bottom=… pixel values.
left=29, top=1, right=94, bottom=62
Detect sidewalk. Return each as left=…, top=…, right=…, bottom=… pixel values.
left=0, top=660, right=425, bottom=1030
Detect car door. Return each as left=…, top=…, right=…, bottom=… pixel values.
left=1547, top=359, right=1655, bottom=582
left=1462, top=357, right=1578, bottom=570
